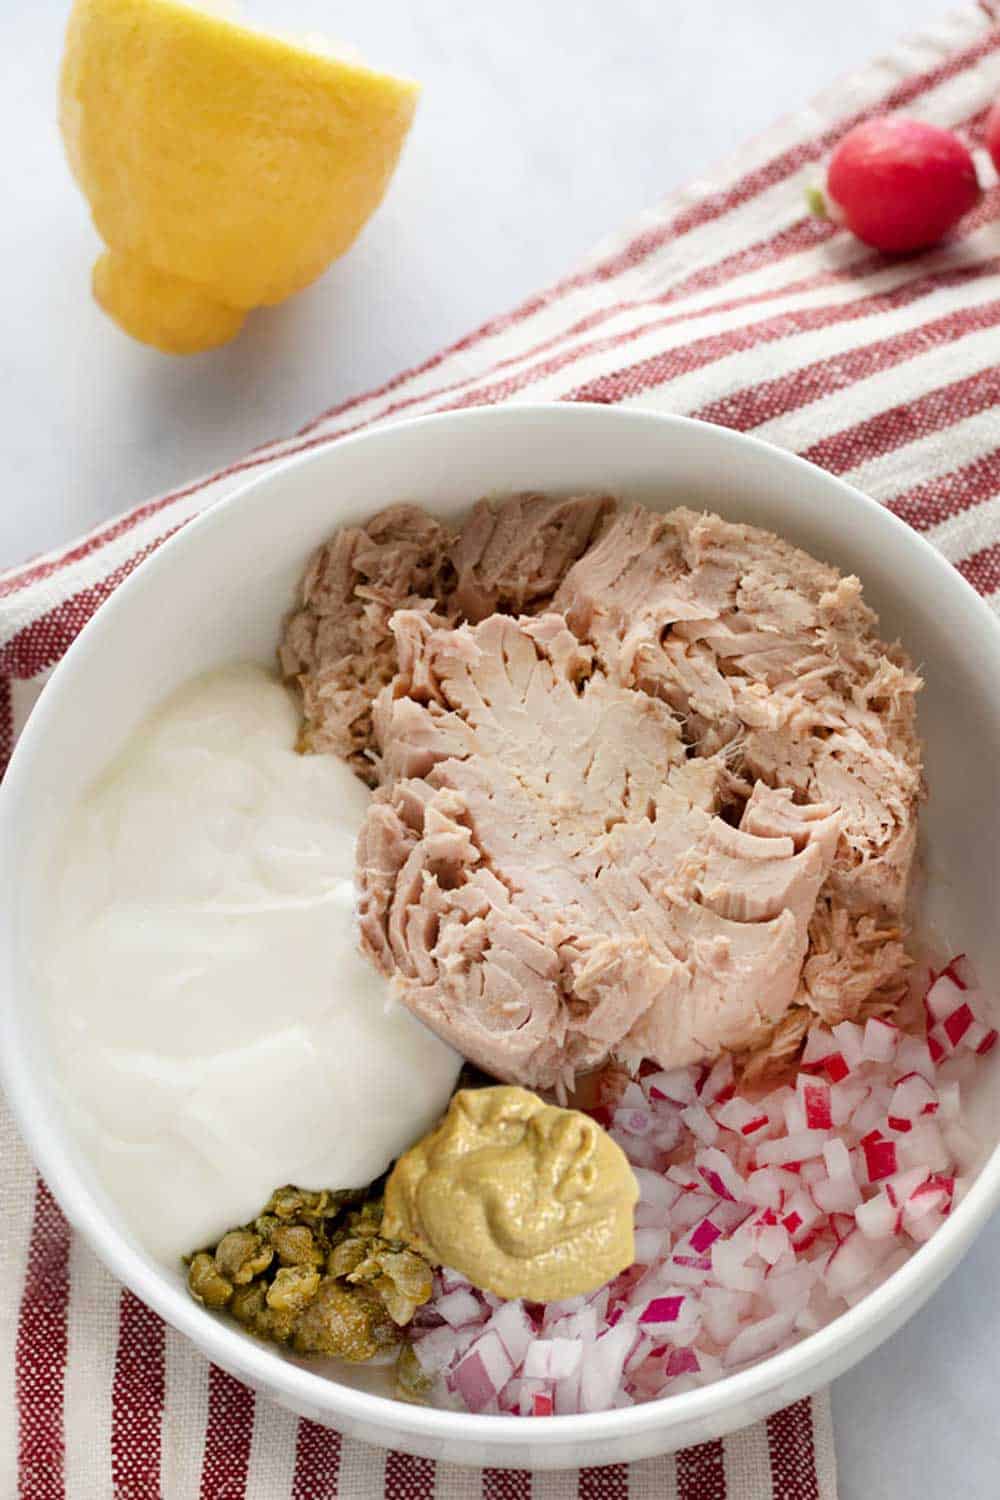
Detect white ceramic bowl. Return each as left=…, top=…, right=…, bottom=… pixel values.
left=3, top=404, right=1000, bottom=1469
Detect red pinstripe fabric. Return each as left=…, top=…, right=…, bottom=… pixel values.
left=291, top=1422, right=342, bottom=1500
left=7, top=9, right=1000, bottom=1497
left=199, top=1367, right=255, bottom=1500
left=383, top=1450, right=437, bottom=1500
left=675, top=1439, right=728, bottom=1500
left=111, top=1290, right=165, bottom=1500
left=767, top=1400, right=821, bottom=1500
left=15, top=1182, right=71, bottom=1500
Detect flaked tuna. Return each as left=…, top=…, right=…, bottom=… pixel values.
left=283, top=494, right=923, bottom=1085
left=357, top=612, right=840, bottom=1091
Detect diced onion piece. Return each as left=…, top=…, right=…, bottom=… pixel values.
left=452, top=1331, right=514, bottom=1413
left=435, top=1288, right=485, bottom=1329
left=488, top=1300, right=534, bottom=1369
left=522, top=1338, right=582, bottom=1380
left=639, top=1295, right=684, bottom=1326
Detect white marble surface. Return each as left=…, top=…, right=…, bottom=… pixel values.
left=5, top=0, right=1000, bottom=1494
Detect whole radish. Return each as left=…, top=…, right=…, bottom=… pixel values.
left=985, top=101, right=1000, bottom=174
left=818, top=116, right=980, bottom=253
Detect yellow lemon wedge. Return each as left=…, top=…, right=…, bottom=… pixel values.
left=59, top=0, right=420, bottom=353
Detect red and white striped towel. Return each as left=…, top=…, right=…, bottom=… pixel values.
left=6, top=4, right=1000, bottom=1494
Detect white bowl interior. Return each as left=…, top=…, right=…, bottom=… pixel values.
left=3, top=405, right=1000, bottom=1466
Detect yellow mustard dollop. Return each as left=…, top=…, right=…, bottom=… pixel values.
left=382, top=1087, right=638, bottom=1302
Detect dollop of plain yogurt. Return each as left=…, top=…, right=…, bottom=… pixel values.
left=43, top=665, right=461, bottom=1265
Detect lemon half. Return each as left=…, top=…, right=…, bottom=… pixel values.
left=60, top=0, right=420, bottom=353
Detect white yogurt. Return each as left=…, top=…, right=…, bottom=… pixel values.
left=43, top=664, right=461, bottom=1265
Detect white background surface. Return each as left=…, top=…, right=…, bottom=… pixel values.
left=5, top=0, right=1000, bottom=1494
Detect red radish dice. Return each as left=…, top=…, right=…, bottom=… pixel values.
left=831, top=1021, right=866, bottom=1072
left=941, top=953, right=974, bottom=989
left=680, top=1101, right=718, bottom=1146
left=745, top=1167, right=783, bottom=1210
left=798, top=1078, right=833, bottom=1130
left=890, top=1073, right=938, bottom=1123
left=716, top=1097, right=770, bottom=1137
left=825, top=1230, right=891, bottom=1296
left=855, top=1192, right=898, bottom=1240
left=723, top=1310, right=796, bottom=1368
left=646, top=1068, right=698, bottom=1105
left=696, top=1147, right=745, bottom=1203
left=862, top=1018, right=899, bottom=1063
left=926, top=973, right=967, bottom=1022
left=823, top=116, right=981, bottom=252
left=665, top=1347, right=700, bottom=1378
left=943, top=1002, right=975, bottom=1047
left=702, top=1053, right=734, bottom=1104
left=862, top=1136, right=898, bottom=1183
left=756, top=1129, right=828, bottom=1167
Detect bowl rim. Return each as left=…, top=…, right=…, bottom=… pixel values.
left=4, top=400, right=1000, bottom=1447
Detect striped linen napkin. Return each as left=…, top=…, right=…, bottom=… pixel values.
left=5, top=3, right=1000, bottom=1494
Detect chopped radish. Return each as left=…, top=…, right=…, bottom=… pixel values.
left=711, top=1238, right=765, bottom=1294
left=897, top=1120, right=949, bottom=1174
left=716, top=1097, right=770, bottom=1137
left=896, top=1036, right=936, bottom=1082
left=855, top=1192, right=897, bottom=1240
left=701, top=1287, right=743, bottom=1344
left=943, top=1003, right=975, bottom=1048
left=926, top=974, right=966, bottom=1023
left=798, top=1078, right=833, bottom=1130
left=862, top=1136, right=897, bottom=1183
left=831, top=1081, right=869, bottom=1126
left=745, top=1167, right=783, bottom=1209
left=696, top=1147, right=744, bottom=1203
left=890, top=1073, right=938, bottom=1122
left=689, top=1217, right=723, bottom=1254
left=886, top=1166, right=929, bottom=1206
left=702, top=1054, right=734, bottom=1104
left=831, top=1021, right=865, bottom=1071
left=679, top=1101, right=718, bottom=1146
left=418, top=952, right=994, bottom=1416
left=613, top=1107, right=654, bottom=1137
left=639, top=1295, right=684, bottom=1326
left=757, top=1224, right=792, bottom=1265
left=826, top=1231, right=891, bottom=1296
left=756, top=1129, right=828, bottom=1166
left=646, top=1068, right=698, bottom=1105
left=724, top=1310, right=796, bottom=1368
left=862, top=1018, right=898, bottom=1063
left=665, top=1347, right=700, bottom=1378
left=977, top=1028, right=999, bottom=1056
left=633, top=1228, right=669, bottom=1266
